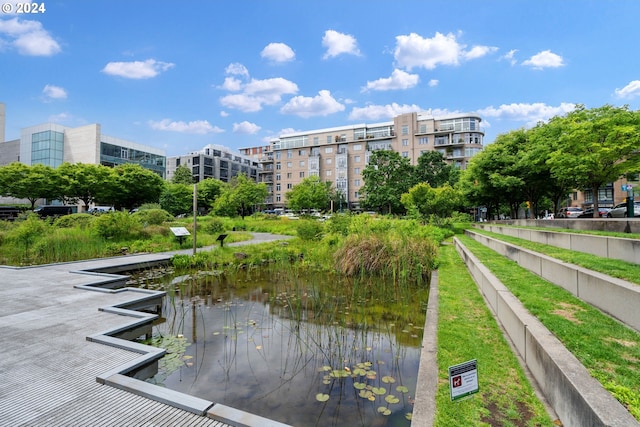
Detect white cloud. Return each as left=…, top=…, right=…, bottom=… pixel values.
left=522, top=50, right=565, bottom=69
left=280, top=90, right=345, bottom=118
left=348, top=103, right=422, bottom=121
left=502, top=49, right=518, bottom=66
left=464, top=45, right=498, bottom=60
left=362, top=69, right=419, bottom=92
left=322, top=30, right=361, bottom=59
left=394, top=32, right=496, bottom=71
left=42, top=84, right=67, bottom=101
left=233, top=121, right=261, bottom=134
left=261, top=42, right=295, bottom=62
left=102, top=59, right=174, bottom=79
left=477, top=102, right=576, bottom=125
left=0, top=17, right=60, bottom=56
left=220, top=77, right=298, bottom=112
left=428, top=79, right=439, bottom=87
left=614, top=80, right=640, bottom=99
left=220, top=110, right=229, bottom=117
left=220, top=77, right=243, bottom=91
left=225, top=62, right=249, bottom=76
left=149, top=119, right=223, bottom=134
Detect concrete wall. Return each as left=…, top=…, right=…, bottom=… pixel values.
left=465, top=230, right=640, bottom=333
left=454, top=238, right=639, bottom=427
left=475, top=224, right=640, bottom=264
left=493, top=218, right=640, bottom=234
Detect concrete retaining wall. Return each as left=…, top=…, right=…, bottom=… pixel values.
left=474, top=223, right=640, bottom=264
left=454, top=238, right=639, bottom=427
left=493, top=218, right=640, bottom=234
left=465, top=230, right=640, bottom=333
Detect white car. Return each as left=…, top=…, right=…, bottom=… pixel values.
left=605, top=201, right=640, bottom=218
left=557, top=207, right=583, bottom=218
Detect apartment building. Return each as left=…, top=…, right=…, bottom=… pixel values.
left=166, top=144, right=260, bottom=183
left=241, top=111, right=484, bottom=210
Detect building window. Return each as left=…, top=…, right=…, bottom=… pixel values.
left=287, top=183, right=293, bottom=189
left=354, top=179, right=361, bottom=186
left=327, top=136, right=332, bottom=144
left=300, top=171, right=305, bottom=178
left=313, top=137, right=319, bottom=145
left=299, top=161, right=305, bottom=167
left=276, top=184, right=281, bottom=191
left=287, top=150, right=293, bottom=158
left=276, top=195, right=281, bottom=202
left=276, top=162, right=281, bottom=170
left=276, top=173, right=281, bottom=181
left=354, top=156, right=361, bottom=163
left=401, top=125, right=409, bottom=135
left=353, top=144, right=362, bottom=151
left=325, top=147, right=333, bottom=153
left=354, top=167, right=360, bottom=175
left=326, top=170, right=332, bottom=176
left=354, top=191, right=359, bottom=198
left=192, top=156, right=200, bottom=165
left=419, top=124, right=427, bottom=133
left=275, top=152, right=281, bottom=159
left=287, top=172, right=292, bottom=178
left=298, top=149, right=306, bottom=156
left=176, top=158, right=181, bottom=166
left=402, top=139, right=409, bottom=146
left=419, top=137, right=428, bottom=145
left=287, top=161, right=292, bottom=168
left=402, top=151, right=409, bottom=157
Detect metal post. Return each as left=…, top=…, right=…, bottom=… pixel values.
left=193, top=183, right=197, bottom=255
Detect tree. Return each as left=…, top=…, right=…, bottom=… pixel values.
left=285, top=176, right=332, bottom=212
left=547, top=105, right=640, bottom=217
left=401, top=183, right=462, bottom=220
left=0, top=162, right=60, bottom=209
left=414, top=151, right=457, bottom=187
left=108, top=163, right=166, bottom=210
left=361, top=150, right=413, bottom=214
left=171, top=165, right=194, bottom=185
left=197, top=178, right=224, bottom=210
left=212, top=174, right=267, bottom=219
left=57, top=163, right=115, bottom=211
left=160, top=183, right=193, bottom=216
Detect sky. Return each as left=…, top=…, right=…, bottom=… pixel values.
left=1, top=0, right=640, bottom=157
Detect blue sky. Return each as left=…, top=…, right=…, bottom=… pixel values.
left=1, top=0, right=640, bottom=157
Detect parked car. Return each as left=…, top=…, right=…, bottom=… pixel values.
left=34, top=205, right=76, bottom=217
left=577, top=207, right=611, bottom=218
left=557, top=207, right=583, bottom=218
left=605, top=201, right=640, bottom=218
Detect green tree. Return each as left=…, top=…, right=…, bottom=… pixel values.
left=171, top=165, right=194, bottom=185
left=160, top=183, right=193, bottom=216
left=197, top=178, right=224, bottom=210
left=0, top=162, right=60, bottom=209
left=361, top=150, right=413, bottom=214
left=547, top=105, right=640, bottom=217
left=57, top=163, right=115, bottom=211
left=414, top=151, right=457, bottom=187
left=212, top=174, right=267, bottom=219
left=401, top=183, right=462, bottom=220
left=108, top=164, right=165, bottom=210
left=285, top=176, right=332, bottom=212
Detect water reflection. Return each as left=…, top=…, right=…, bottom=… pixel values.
left=137, top=268, right=428, bottom=427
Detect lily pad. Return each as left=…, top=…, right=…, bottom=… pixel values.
left=385, top=395, right=400, bottom=404
left=359, top=389, right=373, bottom=400
left=396, top=385, right=409, bottom=393
left=372, top=387, right=386, bottom=395
left=315, top=393, right=330, bottom=402
left=377, top=406, right=392, bottom=416
left=381, top=375, right=396, bottom=384
left=405, top=412, right=413, bottom=420
left=353, top=382, right=366, bottom=390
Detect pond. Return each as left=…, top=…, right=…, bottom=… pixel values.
left=131, top=267, right=429, bottom=427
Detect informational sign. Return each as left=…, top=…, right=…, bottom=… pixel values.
left=170, top=227, right=190, bottom=237
left=449, top=359, right=479, bottom=401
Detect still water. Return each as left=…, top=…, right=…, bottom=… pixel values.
left=134, top=268, right=428, bottom=427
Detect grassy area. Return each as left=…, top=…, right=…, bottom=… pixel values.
left=470, top=228, right=640, bottom=285
left=435, top=243, right=555, bottom=427
left=458, top=235, right=640, bottom=420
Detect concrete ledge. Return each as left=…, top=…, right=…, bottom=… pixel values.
left=476, top=223, right=640, bottom=264
left=454, top=238, right=639, bottom=427
left=106, top=373, right=214, bottom=415
left=465, top=230, right=640, bottom=333
left=208, top=403, right=292, bottom=427
left=490, top=218, right=640, bottom=234
left=411, top=271, right=438, bottom=427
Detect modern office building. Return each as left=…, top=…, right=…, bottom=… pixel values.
left=0, top=106, right=166, bottom=177
left=241, top=111, right=485, bottom=210
left=166, top=144, right=260, bottom=183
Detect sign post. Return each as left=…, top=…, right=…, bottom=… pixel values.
left=449, top=359, right=479, bottom=401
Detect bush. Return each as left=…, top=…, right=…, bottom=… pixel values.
left=133, top=208, right=173, bottom=225
left=296, top=220, right=324, bottom=241
left=93, top=211, right=142, bottom=240
left=54, top=213, right=95, bottom=229
left=138, top=203, right=162, bottom=210
left=326, top=213, right=351, bottom=236
left=203, top=217, right=225, bottom=234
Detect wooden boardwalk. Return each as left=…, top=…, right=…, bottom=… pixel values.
left=0, top=233, right=294, bottom=427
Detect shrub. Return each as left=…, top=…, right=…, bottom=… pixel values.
left=138, top=203, right=162, bottom=210
left=6, top=213, right=48, bottom=256
left=296, top=220, right=324, bottom=241
left=326, top=213, right=351, bottom=236
left=203, top=217, right=225, bottom=234
left=133, top=208, right=174, bottom=225
left=92, top=211, right=142, bottom=240
left=54, top=213, right=95, bottom=229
